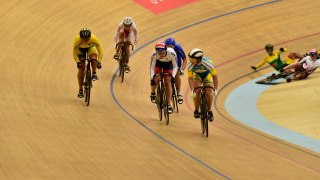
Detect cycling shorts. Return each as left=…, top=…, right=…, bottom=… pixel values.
left=155, top=60, right=173, bottom=78
left=76, top=45, right=98, bottom=61
left=120, top=28, right=133, bottom=41
left=192, top=71, right=213, bottom=85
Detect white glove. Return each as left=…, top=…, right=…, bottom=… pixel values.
left=114, top=44, right=117, bottom=49
left=132, top=45, right=135, bottom=51
left=191, top=90, right=196, bottom=98
left=213, top=90, right=218, bottom=97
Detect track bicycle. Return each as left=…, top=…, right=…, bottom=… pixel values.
left=171, top=80, right=179, bottom=113
left=79, top=48, right=99, bottom=106
left=115, top=42, right=134, bottom=83
left=255, top=65, right=318, bottom=84
left=153, top=72, right=174, bottom=125
left=193, top=86, right=216, bottom=137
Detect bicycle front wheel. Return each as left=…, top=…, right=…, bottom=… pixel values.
left=202, top=95, right=208, bottom=137
left=156, top=85, right=162, bottom=121
left=86, top=66, right=92, bottom=106
left=162, top=87, right=169, bottom=125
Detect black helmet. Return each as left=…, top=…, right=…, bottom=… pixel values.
left=265, top=44, right=273, bottom=52
left=79, top=28, right=91, bottom=38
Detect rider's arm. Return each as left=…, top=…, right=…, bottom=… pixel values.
left=300, top=56, right=307, bottom=63
left=187, top=62, right=195, bottom=90
left=255, top=57, right=268, bottom=69
left=212, top=74, right=218, bottom=90
left=73, top=36, right=81, bottom=63
left=176, top=44, right=187, bottom=70
left=132, top=23, right=139, bottom=46
left=150, top=52, right=157, bottom=79
left=114, top=22, right=123, bottom=44
left=91, top=35, right=103, bottom=62
left=170, top=51, right=178, bottom=77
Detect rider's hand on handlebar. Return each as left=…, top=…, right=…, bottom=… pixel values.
left=151, top=79, right=156, bottom=86
left=97, top=62, right=102, bottom=69
left=132, top=45, right=135, bottom=51
left=191, top=90, right=196, bottom=98
left=77, top=62, right=82, bottom=68
left=179, top=70, right=184, bottom=75
left=213, top=89, right=218, bottom=97
left=114, top=44, right=117, bottom=49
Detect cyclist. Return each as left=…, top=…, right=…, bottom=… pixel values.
left=150, top=42, right=178, bottom=114
left=187, top=49, right=218, bottom=122
left=73, top=28, right=103, bottom=98
left=251, top=44, right=304, bottom=74
left=114, top=17, right=139, bottom=73
left=164, top=38, right=187, bottom=104
left=280, top=49, right=320, bottom=82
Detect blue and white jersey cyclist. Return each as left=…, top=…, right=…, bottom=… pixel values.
left=164, top=38, right=187, bottom=104
left=150, top=41, right=178, bottom=114
left=187, top=49, right=218, bottom=122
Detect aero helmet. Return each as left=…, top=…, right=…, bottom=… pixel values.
left=165, top=38, right=176, bottom=48
left=188, top=48, right=203, bottom=63
left=265, top=44, right=273, bottom=52
left=310, top=49, right=317, bottom=57
left=155, top=41, right=167, bottom=54
left=80, top=28, right=91, bottom=38
left=123, top=17, right=133, bottom=27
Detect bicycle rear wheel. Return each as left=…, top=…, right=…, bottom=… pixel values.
left=171, top=82, right=179, bottom=113
left=202, top=95, right=208, bottom=137
left=162, top=87, right=169, bottom=125
left=156, top=85, right=162, bottom=121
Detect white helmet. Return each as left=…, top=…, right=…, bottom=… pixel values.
left=188, top=49, right=203, bottom=62
left=123, top=17, right=133, bottom=27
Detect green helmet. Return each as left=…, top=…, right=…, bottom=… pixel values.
left=79, top=28, right=91, bottom=38
left=265, top=44, right=273, bottom=52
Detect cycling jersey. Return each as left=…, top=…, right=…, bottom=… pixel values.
left=255, top=49, right=287, bottom=70
left=150, top=48, right=178, bottom=79
left=187, top=57, right=217, bottom=85
left=172, top=43, right=186, bottom=68
left=299, top=56, right=320, bottom=75
left=73, top=34, right=103, bottom=63
left=114, top=20, right=139, bottom=45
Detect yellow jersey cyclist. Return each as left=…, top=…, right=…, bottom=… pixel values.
left=187, top=49, right=218, bottom=122
left=73, top=28, right=103, bottom=98
left=251, top=44, right=304, bottom=74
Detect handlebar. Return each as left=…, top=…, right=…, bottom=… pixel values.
left=80, top=59, right=99, bottom=63
left=152, top=72, right=173, bottom=79
left=194, top=86, right=216, bottom=92
left=116, top=42, right=134, bottom=51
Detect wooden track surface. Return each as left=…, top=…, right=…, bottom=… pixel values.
left=1, top=0, right=320, bottom=179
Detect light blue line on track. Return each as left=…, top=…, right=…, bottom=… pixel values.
left=225, top=72, right=320, bottom=153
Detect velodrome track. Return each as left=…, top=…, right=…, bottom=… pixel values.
left=1, top=0, right=320, bottom=179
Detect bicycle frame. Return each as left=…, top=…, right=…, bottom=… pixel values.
left=116, top=42, right=134, bottom=83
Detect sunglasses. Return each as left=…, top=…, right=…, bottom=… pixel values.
left=189, top=57, right=198, bottom=63
left=156, top=50, right=167, bottom=55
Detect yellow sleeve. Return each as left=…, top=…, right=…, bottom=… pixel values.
left=187, top=61, right=193, bottom=77
left=91, top=35, right=103, bottom=63
left=210, top=68, right=217, bottom=76
left=73, top=36, right=81, bottom=63
left=255, top=57, right=268, bottom=69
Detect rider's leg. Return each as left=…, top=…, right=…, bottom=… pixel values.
left=287, top=51, right=304, bottom=62
left=292, top=73, right=307, bottom=80
left=125, top=40, right=132, bottom=64
left=151, top=76, right=160, bottom=93
left=77, top=61, right=85, bottom=90
left=89, top=54, right=98, bottom=73
left=115, top=32, right=124, bottom=57
left=204, top=84, right=214, bottom=111
left=193, top=80, right=202, bottom=110
left=283, top=62, right=301, bottom=71
left=175, top=70, right=181, bottom=92
left=164, top=76, right=172, bottom=105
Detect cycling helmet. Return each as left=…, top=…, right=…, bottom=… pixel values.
left=188, top=49, right=203, bottom=63
left=155, top=42, right=167, bottom=54
left=165, top=38, right=176, bottom=48
left=265, top=44, right=273, bottom=52
left=79, top=28, right=91, bottom=38
left=310, top=49, right=317, bottom=57
left=123, top=17, right=133, bottom=27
